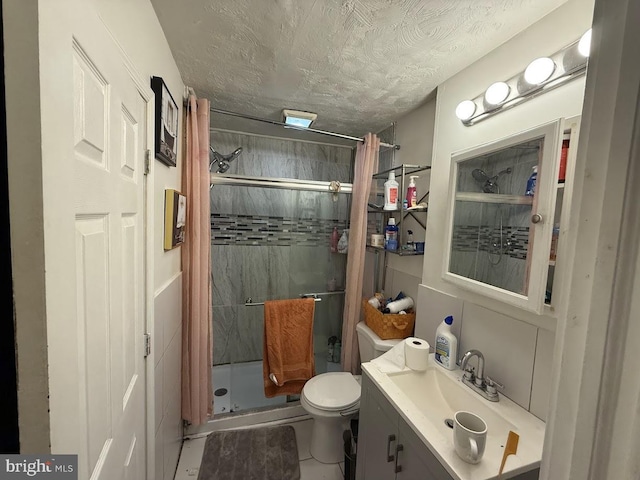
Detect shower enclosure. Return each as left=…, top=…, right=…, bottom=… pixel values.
left=209, top=131, right=353, bottom=415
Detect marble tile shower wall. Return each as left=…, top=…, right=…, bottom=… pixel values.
left=210, top=131, right=353, bottom=365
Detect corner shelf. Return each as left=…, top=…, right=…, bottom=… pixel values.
left=370, top=164, right=431, bottom=252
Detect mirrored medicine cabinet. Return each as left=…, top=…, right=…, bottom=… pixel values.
left=442, top=120, right=567, bottom=314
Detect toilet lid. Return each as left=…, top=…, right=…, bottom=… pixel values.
left=303, top=372, right=361, bottom=411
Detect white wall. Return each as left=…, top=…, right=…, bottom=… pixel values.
left=382, top=99, right=436, bottom=304
left=3, top=0, right=50, bottom=453
left=412, top=0, right=593, bottom=420
left=95, top=2, right=186, bottom=479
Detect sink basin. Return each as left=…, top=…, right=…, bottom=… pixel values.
left=388, top=366, right=516, bottom=443
left=362, top=356, right=546, bottom=480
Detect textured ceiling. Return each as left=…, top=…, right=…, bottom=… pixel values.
left=151, top=0, right=567, bottom=136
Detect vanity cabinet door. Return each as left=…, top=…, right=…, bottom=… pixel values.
left=396, top=420, right=452, bottom=480
left=356, top=375, right=400, bottom=480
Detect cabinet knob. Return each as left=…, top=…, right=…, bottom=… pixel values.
left=531, top=213, right=543, bottom=224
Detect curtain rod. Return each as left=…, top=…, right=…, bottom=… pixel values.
left=209, top=107, right=400, bottom=150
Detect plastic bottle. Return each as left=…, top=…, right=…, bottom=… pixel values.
left=406, top=176, right=419, bottom=207
left=337, top=229, right=349, bottom=254
left=384, top=171, right=399, bottom=210
left=435, top=315, right=458, bottom=370
left=382, top=296, right=414, bottom=313
left=550, top=224, right=560, bottom=261
left=330, top=226, right=339, bottom=253
left=385, top=217, right=398, bottom=251
left=559, top=134, right=570, bottom=183
left=525, top=166, right=538, bottom=196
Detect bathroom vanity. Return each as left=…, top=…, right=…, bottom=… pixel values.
left=356, top=359, right=544, bottom=480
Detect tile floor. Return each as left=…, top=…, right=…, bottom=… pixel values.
left=174, top=418, right=345, bottom=480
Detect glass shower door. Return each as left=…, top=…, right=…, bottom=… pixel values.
left=211, top=185, right=350, bottom=414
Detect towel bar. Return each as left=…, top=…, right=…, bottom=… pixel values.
left=244, top=298, right=321, bottom=306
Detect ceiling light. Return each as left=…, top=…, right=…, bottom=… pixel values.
left=282, top=109, right=317, bottom=128
left=524, top=57, right=556, bottom=85
left=455, top=100, right=477, bottom=121
left=578, top=29, right=592, bottom=57
left=484, top=82, right=510, bottom=105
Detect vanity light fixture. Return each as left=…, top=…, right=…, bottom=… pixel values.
left=484, top=82, right=511, bottom=106
left=455, top=100, right=477, bottom=121
left=456, top=31, right=590, bottom=126
left=524, top=57, right=556, bottom=85
left=578, top=29, right=592, bottom=57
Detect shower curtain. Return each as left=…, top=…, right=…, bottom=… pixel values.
left=341, top=133, right=380, bottom=374
left=181, top=95, right=213, bottom=425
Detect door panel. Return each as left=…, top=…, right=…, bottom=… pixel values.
left=41, top=3, right=147, bottom=478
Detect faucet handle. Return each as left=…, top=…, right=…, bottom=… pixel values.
left=485, top=376, right=504, bottom=396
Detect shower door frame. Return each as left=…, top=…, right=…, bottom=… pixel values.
left=189, top=173, right=353, bottom=436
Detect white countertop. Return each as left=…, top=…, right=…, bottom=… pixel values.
left=362, top=356, right=546, bottom=480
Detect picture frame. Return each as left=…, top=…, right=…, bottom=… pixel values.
left=151, top=76, right=179, bottom=167
left=164, top=189, right=186, bottom=250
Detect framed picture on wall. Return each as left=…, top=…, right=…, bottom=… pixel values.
left=151, top=76, right=179, bottom=167
left=164, top=189, right=186, bottom=250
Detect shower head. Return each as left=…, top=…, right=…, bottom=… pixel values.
left=472, top=169, right=490, bottom=182
left=210, top=146, right=242, bottom=174
left=471, top=167, right=512, bottom=193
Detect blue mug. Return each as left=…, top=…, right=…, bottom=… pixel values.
left=415, top=242, right=425, bottom=253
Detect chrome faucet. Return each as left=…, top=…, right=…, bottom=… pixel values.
left=459, top=349, right=503, bottom=402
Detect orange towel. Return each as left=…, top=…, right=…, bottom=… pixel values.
left=263, top=298, right=316, bottom=398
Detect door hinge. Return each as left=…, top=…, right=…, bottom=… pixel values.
left=144, top=333, right=151, bottom=358
left=144, top=149, right=151, bottom=175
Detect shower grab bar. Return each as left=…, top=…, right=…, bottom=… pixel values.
left=244, top=298, right=321, bottom=306
left=299, top=291, right=346, bottom=298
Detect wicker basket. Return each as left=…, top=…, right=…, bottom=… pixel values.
left=362, top=299, right=415, bottom=340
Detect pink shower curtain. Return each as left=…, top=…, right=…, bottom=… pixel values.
left=181, top=95, right=213, bottom=425
left=341, top=133, right=380, bottom=374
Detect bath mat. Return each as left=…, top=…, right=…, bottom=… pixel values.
left=197, top=425, right=300, bottom=480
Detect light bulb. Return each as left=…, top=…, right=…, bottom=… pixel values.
left=524, top=57, right=556, bottom=85
left=484, top=82, right=510, bottom=105
left=578, top=29, right=592, bottom=57
left=455, top=100, right=476, bottom=121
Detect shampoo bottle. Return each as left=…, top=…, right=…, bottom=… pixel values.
left=406, top=176, right=419, bottom=207
left=435, top=315, right=458, bottom=370
left=385, top=217, right=398, bottom=251
left=525, top=166, right=538, bottom=196
left=384, top=171, right=399, bottom=210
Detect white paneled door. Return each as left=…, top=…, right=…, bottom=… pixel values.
left=39, top=2, right=148, bottom=479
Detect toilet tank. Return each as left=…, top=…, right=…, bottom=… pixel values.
left=356, top=322, right=402, bottom=362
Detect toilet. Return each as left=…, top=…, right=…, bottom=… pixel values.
left=300, top=322, right=401, bottom=463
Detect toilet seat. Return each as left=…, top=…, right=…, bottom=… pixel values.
left=302, top=372, right=360, bottom=412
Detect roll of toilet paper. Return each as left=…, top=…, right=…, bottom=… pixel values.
left=404, top=337, right=430, bottom=371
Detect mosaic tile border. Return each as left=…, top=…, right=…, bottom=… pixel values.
left=452, top=225, right=530, bottom=260
left=212, top=213, right=348, bottom=246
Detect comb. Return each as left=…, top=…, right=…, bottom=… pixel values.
left=498, top=430, right=520, bottom=478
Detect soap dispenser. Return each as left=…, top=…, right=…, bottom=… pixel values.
left=384, top=171, right=399, bottom=210
left=406, top=176, right=419, bottom=207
